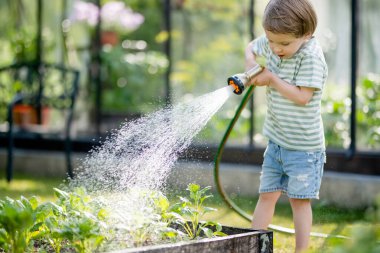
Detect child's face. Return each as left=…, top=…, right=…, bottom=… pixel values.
left=265, top=30, right=311, bottom=59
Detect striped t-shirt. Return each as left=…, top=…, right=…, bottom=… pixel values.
left=252, top=35, right=328, bottom=151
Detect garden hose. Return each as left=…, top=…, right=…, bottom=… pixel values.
left=213, top=85, right=349, bottom=239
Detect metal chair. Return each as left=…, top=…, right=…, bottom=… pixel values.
left=0, top=62, right=80, bottom=182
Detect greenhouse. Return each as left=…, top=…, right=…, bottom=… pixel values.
left=0, top=0, right=379, bottom=252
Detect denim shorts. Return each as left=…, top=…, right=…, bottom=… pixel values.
left=259, top=140, right=326, bottom=199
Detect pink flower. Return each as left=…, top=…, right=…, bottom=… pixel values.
left=70, top=0, right=144, bottom=34
left=101, top=1, right=144, bottom=33
left=71, top=1, right=99, bottom=27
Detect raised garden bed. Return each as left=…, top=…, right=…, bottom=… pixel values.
left=110, top=226, right=273, bottom=253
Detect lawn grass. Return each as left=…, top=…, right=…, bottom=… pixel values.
left=0, top=173, right=66, bottom=202
left=0, top=174, right=370, bottom=253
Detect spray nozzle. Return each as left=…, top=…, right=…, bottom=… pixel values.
left=227, top=64, right=263, bottom=95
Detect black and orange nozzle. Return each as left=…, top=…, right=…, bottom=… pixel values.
left=227, top=64, right=263, bottom=95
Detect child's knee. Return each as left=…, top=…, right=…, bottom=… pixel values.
left=259, top=191, right=281, bottom=202
left=289, top=198, right=311, bottom=209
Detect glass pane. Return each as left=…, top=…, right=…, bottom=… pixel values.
left=357, top=0, right=380, bottom=151
left=99, top=1, right=168, bottom=130
left=252, top=0, right=268, bottom=148
left=317, top=0, right=351, bottom=150
left=63, top=1, right=167, bottom=134
left=0, top=0, right=37, bottom=66
left=171, top=0, right=252, bottom=146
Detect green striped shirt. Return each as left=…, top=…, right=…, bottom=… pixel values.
left=252, top=35, right=328, bottom=151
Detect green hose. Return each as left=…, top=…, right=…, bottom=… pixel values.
left=213, top=85, right=349, bottom=239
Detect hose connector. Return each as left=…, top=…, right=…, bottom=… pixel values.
left=227, top=64, right=263, bottom=95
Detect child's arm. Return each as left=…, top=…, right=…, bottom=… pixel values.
left=245, top=39, right=314, bottom=106
left=252, top=69, right=314, bottom=106
left=245, top=41, right=258, bottom=70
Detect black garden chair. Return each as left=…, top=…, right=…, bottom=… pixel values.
left=0, top=62, right=80, bottom=182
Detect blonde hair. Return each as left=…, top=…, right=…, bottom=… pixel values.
left=263, top=0, right=317, bottom=37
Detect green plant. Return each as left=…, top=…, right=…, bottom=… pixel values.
left=323, top=196, right=380, bottom=253
left=170, top=183, right=226, bottom=239
left=149, top=190, right=185, bottom=241
left=322, top=86, right=350, bottom=149
left=321, top=74, right=380, bottom=150
left=115, top=189, right=183, bottom=248
left=356, top=74, right=380, bottom=149
left=0, top=73, right=25, bottom=123
left=101, top=46, right=168, bottom=114
left=46, top=188, right=107, bottom=253
left=0, top=184, right=228, bottom=252
left=0, top=196, right=38, bottom=253
left=0, top=187, right=109, bottom=253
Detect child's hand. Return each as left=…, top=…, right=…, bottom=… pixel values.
left=249, top=68, right=273, bottom=87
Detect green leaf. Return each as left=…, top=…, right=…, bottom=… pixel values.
left=53, top=188, right=70, bottom=200
left=164, top=230, right=178, bottom=238
left=157, top=195, right=170, bottom=212
left=178, top=196, right=190, bottom=204
left=35, top=202, right=53, bottom=221
left=203, top=207, right=217, bottom=213
left=187, top=183, right=200, bottom=193
left=97, top=208, right=108, bottom=220
left=213, top=231, right=228, bottom=237
left=201, top=227, right=214, bottom=238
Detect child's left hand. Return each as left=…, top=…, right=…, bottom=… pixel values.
left=249, top=68, right=274, bottom=87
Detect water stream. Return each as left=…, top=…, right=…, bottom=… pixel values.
left=67, top=86, right=233, bottom=246
left=70, top=86, right=232, bottom=193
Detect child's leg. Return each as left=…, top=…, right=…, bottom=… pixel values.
left=252, top=191, right=282, bottom=229
left=289, top=198, right=312, bottom=253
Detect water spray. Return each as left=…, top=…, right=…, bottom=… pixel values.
left=227, top=64, right=263, bottom=94
left=214, top=68, right=349, bottom=240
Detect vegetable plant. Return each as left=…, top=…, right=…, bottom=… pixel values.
left=0, top=196, right=38, bottom=253
left=0, top=184, right=226, bottom=252
left=170, top=183, right=226, bottom=239
left=0, top=188, right=109, bottom=253
left=45, top=188, right=108, bottom=253
left=115, top=189, right=184, bottom=248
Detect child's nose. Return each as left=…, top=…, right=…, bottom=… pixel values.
left=273, top=46, right=282, bottom=53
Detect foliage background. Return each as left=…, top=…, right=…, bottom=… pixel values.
left=0, top=0, right=379, bottom=151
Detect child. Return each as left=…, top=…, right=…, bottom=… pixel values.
left=245, top=0, right=327, bottom=252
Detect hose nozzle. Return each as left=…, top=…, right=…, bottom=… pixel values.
left=227, top=64, right=263, bottom=95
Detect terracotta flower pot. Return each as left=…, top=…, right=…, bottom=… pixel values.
left=101, top=31, right=119, bottom=46
left=12, top=105, right=50, bottom=127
